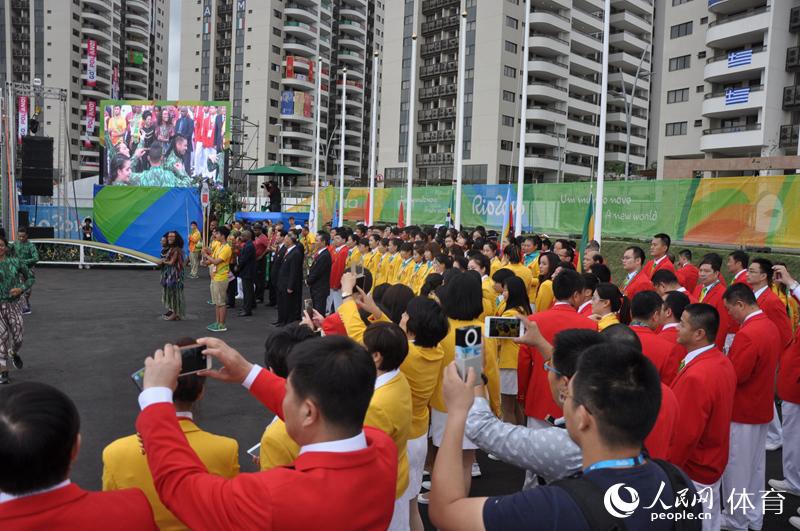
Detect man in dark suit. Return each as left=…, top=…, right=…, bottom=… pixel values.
left=269, top=230, right=287, bottom=311
left=174, top=106, right=194, bottom=171
left=237, top=230, right=256, bottom=317
left=276, top=231, right=304, bottom=325
left=307, top=231, right=332, bottom=315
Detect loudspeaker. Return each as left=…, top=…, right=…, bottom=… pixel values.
left=18, top=211, right=29, bottom=228
left=20, top=167, right=52, bottom=180
left=20, top=178, right=53, bottom=196
left=27, top=226, right=54, bottom=239
left=21, top=136, right=53, bottom=169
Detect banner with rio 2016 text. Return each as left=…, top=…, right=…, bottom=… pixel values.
left=306, top=175, right=800, bottom=249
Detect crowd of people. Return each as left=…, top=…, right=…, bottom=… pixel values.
left=2, top=219, right=800, bottom=531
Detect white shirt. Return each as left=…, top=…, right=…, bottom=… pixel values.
left=654, top=255, right=668, bottom=266
left=578, top=301, right=592, bottom=314
left=626, top=270, right=638, bottom=282
left=0, top=480, right=71, bottom=504
left=681, top=344, right=715, bottom=368
left=793, top=284, right=800, bottom=302
left=753, top=285, right=769, bottom=300
left=176, top=411, right=194, bottom=420
left=375, top=369, right=399, bottom=390
left=676, top=286, right=688, bottom=294
left=553, top=301, right=572, bottom=308
left=481, top=274, right=488, bottom=282
left=335, top=244, right=346, bottom=253
left=734, top=269, right=747, bottom=282
left=299, top=431, right=367, bottom=456
left=743, top=309, right=764, bottom=324
left=284, top=244, right=297, bottom=255
left=662, top=322, right=679, bottom=331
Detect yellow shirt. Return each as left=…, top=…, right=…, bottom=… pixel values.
left=396, top=257, right=415, bottom=287
left=375, top=252, right=393, bottom=286
left=259, top=417, right=301, bottom=471
left=535, top=279, right=555, bottom=312
left=431, top=318, right=501, bottom=417
left=490, top=256, right=501, bottom=276
left=496, top=309, right=526, bottom=370
left=212, top=243, right=232, bottom=282
left=346, top=247, right=362, bottom=269
left=338, top=298, right=390, bottom=345
left=188, top=229, right=201, bottom=253
left=597, top=312, right=620, bottom=331
left=102, top=418, right=239, bottom=531
left=525, top=254, right=541, bottom=279
left=387, top=253, right=402, bottom=284
left=364, top=370, right=412, bottom=499
left=409, top=261, right=430, bottom=294
left=501, top=263, right=534, bottom=295
left=481, top=276, right=497, bottom=318
left=400, top=341, right=445, bottom=438
left=361, top=251, right=377, bottom=277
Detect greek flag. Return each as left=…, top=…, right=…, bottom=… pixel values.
left=725, top=87, right=750, bottom=105
left=728, top=50, right=752, bottom=68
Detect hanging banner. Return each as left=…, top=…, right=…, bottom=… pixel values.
left=309, top=59, right=315, bottom=83
left=281, top=91, right=294, bottom=115
left=87, top=39, right=97, bottom=87
left=111, top=65, right=119, bottom=99
left=84, top=100, right=97, bottom=148
left=17, top=96, right=27, bottom=144
left=304, top=93, right=312, bottom=117
left=287, top=56, right=295, bottom=79
left=294, top=91, right=305, bottom=116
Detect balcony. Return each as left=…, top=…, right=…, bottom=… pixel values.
left=421, top=0, right=460, bottom=15
left=709, top=0, right=769, bottom=16
left=83, top=11, right=112, bottom=28
left=421, top=14, right=459, bottom=34
left=607, top=111, right=647, bottom=129
left=529, top=81, right=568, bottom=102
left=338, top=19, right=364, bottom=35
left=787, top=46, right=800, bottom=72
left=526, top=105, right=567, bottom=123
left=285, top=3, right=319, bottom=24
left=417, top=152, right=455, bottom=165
left=525, top=131, right=561, bottom=147
left=125, top=12, right=149, bottom=28
left=127, top=0, right=150, bottom=14
left=127, top=24, right=149, bottom=40
left=530, top=9, right=571, bottom=33
left=417, top=129, right=455, bottom=144
left=606, top=131, right=647, bottom=147
left=779, top=124, right=798, bottom=148
left=609, top=10, right=652, bottom=35
left=281, top=112, right=314, bottom=124
left=283, top=21, right=317, bottom=40
left=282, top=126, right=314, bottom=141
left=336, top=78, right=364, bottom=93
left=419, top=83, right=457, bottom=101
left=418, top=106, right=456, bottom=122
left=421, top=37, right=459, bottom=57
left=570, top=8, right=603, bottom=33
left=609, top=30, right=649, bottom=55
left=700, top=123, right=762, bottom=153
left=609, top=50, right=651, bottom=73
left=420, top=61, right=458, bottom=78
left=530, top=33, right=570, bottom=57
left=706, top=6, right=769, bottom=49
left=284, top=38, right=316, bottom=57
left=528, top=57, right=569, bottom=80
left=340, top=7, right=366, bottom=21
left=85, top=0, right=113, bottom=12
left=611, top=0, right=653, bottom=17
left=337, top=50, right=363, bottom=65
left=283, top=73, right=315, bottom=90
left=704, top=46, right=767, bottom=82
left=524, top=154, right=561, bottom=172
left=792, top=6, right=800, bottom=33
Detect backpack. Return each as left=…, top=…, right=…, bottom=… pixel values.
left=551, top=459, right=702, bottom=531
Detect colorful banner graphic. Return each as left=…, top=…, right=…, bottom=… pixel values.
left=17, top=96, right=27, bottom=143
left=294, top=91, right=305, bottom=116
left=19, top=205, right=92, bottom=240
left=87, top=39, right=97, bottom=87
left=111, top=65, right=119, bottom=99
left=93, top=185, right=202, bottom=258
left=304, top=175, right=800, bottom=249
left=84, top=100, right=97, bottom=148
left=281, top=91, right=294, bottom=115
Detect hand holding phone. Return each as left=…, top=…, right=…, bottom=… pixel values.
left=303, top=298, right=315, bottom=327
left=454, top=326, right=483, bottom=386
left=484, top=316, right=523, bottom=339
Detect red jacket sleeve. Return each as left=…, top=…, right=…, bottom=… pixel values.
left=727, top=333, right=758, bottom=386
left=765, top=298, right=793, bottom=348
left=517, top=344, right=533, bottom=402
left=248, top=368, right=287, bottom=420
left=668, top=374, right=711, bottom=468
left=330, top=250, right=347, bottom=290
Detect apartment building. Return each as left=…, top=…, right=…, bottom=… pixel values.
left=0, top=0, right=169, bottom=179
left=649, top=0, right=800, bottom=179
left=179, top=0, right=384, bottom=185
left=378, top=0, right=654, bottom=185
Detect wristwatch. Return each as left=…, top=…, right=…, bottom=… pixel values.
left=342, top=292, right=353, bottom=299
left=789, top=281, right=799, bottom=292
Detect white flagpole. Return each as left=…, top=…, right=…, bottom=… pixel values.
left=338, top=67, right=347, bottom=226
left=593, top=0, right=611, bottom=245
left=453, top=9, right=468, bottom=230
left=368, top=52, right=379, bottom=226
left=406, top=34, right=417, bottom=226
left=312, top=56, right=323, bottom=233
left=515, top=0, right=531, bottom=236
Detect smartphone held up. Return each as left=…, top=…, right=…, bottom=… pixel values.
left=130, top=344, right=212, bottom=391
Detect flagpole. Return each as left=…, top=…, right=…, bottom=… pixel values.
left=593, top=0, right=611, bottom=246
left=453, top=9, right=468, bottom=230
left=406, top=34, right=417, bottom=226
left=312, top=56, right=323, bottom=233
left=368, top=52, right=380, bottom=226
left=514, top=0, right=531, bottom=236
left=338, top=67, right=347, bottom=226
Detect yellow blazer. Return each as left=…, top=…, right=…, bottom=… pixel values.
left=481, top=276, right=497, bottom=318
left=375, top=252, right=392, bottom=286
left=102, top=418, right=239, bottom=531
left=501, top=262, right=534, bottom=294
left=490, top=256, right=502, bottom=276
left=345, top=247, right=362, bottom=269
left=410, top=261, right=430, bottom=294
left=395, top=257, right=415, bottom=287
left=387, top=253, right=402, bottom=285
left=260, top=417, right=301, bottom=471
left=535, top=279, right=555, bottom=312
left=400, top=342, right=445, bottom=439
left=496, top=309, right=526, bottom=370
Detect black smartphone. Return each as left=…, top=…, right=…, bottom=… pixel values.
left=180, top=344, right=211, bottom=376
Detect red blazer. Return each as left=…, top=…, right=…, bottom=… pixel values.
left=727, top=312, right=782, bottom=424
left=136, top=369, right=397, bottom=531
left=778, top=325, right=800, bottom=404
left=645, top=383, right=679, bottom=460
left=0, top=483, right=156, bottom=530
left=756, top=288, right=793, bottom=349
left=578, top=302, right=593, bottom=318
left=676, top=264, right=699, bottom=294
left=692, top=282, right=730, bottom=350
left=659, top=325, right=687, bottom=375
left=668, top=347, right=736, bottom=485
left=329, top=245, right=349, bottom=290
left=632, top=326, right=682, bottom=385
left=622, top=270, right=654, bottom=301
left=643, top=257, right=676, bottom=279
left=518, top=303, right=597, bottom=420
left=731, top=270, right=750, bottom=287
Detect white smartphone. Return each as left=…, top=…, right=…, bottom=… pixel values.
left=484, top=316, right=523, bottom=339
left=247, top=443, right=261, bottom=458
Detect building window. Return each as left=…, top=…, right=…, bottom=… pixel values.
left=504, top=65, right=517, bottom=78
left=697, top=51, right=706, bottom=59
left=505, top=16, right=518, bottom=29
left=670, top=22, right=693, bottom=39
left=502, top=90, right=515, bottom=102
left=465, top=68, right=474, bottom=79
left=672, top=0, right=692, bottom=4
left=700, top=16, right=708, bottom=24
left=502, top=115, right=514, bottom=127
left=668, top=55, right=690, bottom=71
left=500, top=140, right=513, bottom=151
left=696, top=85, right=704, bottom=93
left=667, top=88, right=689, bottom=103
left=665, top=122, right=687, bottom=136
left=694, top=119, right=703, bottom=127
left=505, top=41, right=517, bottom=54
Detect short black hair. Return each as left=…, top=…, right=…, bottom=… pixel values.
left=552, top=269, right=583, bottom=300
left=434, top=253, right=453, bottom=269
left=728, top=250, right=750, bottom=269
left=663, top=291, right=690, bottom=322
left=560, top=246, right=575, bottom=262
left=379, top=284, right=415, bottom=324
left=148, top=142, right=164, bottom=162
left=683, top=303, right=720, bottom=343
left=631, top=290, right=664, bottom=321
left=491, top=267, right=515, bottom=285
left=679, top=249, right=692, bottom=261
left=0, top=382, right=80, bottom=494
left=751, top=257, right=773, bottom=283
left=503, top=244, right=522, bottom=264
left=405, top=296, right=449, bottom=348
left=571, top=344, right=662, bottom=448
left=552, top=329, right=603, bottom=378
left=590, top=263, right=612, bottom=283
left=653, top=233, right=671, bottom=249
left=469, top=253, right=491, bottom=274
left=317, top=231, right=331, bottom=246
left=483, top=241, right=497, bottom=254
left=420, top=273, right=443, bottom=297
left=651, top=269, right=679, bottom=287
left=399, top=242, right=414, bottom=254
left=625, top=246, right=646, bottom=265
left=18, top=226, right=28, bottom=234
left=264, top=323, right=317, bottom=378
left=216, top=226, right=230, bottom=239
left=287, top=336, right=376, bottom=433
left=596, top=282, right=624, bottom=312
left=364, top=322, right=410, bottom=372
left=441, top=270, right=483, bottom=320
left=700, top=253, right=722, bottom=273
left=581, top=273, right=599, bottom=294
left=600, top=324, right=642, bottom=352
left=556, top=261, right=576, bottom=272
left=723, top=283, right=757, bottom=306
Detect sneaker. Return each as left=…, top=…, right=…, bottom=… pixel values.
left=768, top=479, right=800, bottom=496
left=422, top=469, right=431, bottom=479
left=790, top=516, right=800, bottom=530
left=22, top=307, right=31, bottom=315
left=421, top=480, right=431, bottom=491
left=10, top=353, right=22, bottom=370
left=0, top=371, right=9, bottom=384
left=766, top=441, right=782, bottom=451
left=416, top=492, right=429, bottom=505
left=471, top=462, right=482, bottom=478
left=206, top=322, right=220, bottom=331
left=488, top=453, right=501, bottom=461
left=207, top=300, right=215, bottom=306
left=214, top=323, right=228, bottom=332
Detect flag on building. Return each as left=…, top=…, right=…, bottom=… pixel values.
left=728, top=49, right=753, bottom=68
left=84, top=100, right=97, bottom=148
left=127, top=50, right=144, bottom=65
left=398, top=201, right=405, bottom=229
left=287, top=56, right=295, bottom=79
left=725, top=87, right=750, bottom=105
left=86, top=39, right=97, bottom=87
left=577, top=193, right=595, bottom=273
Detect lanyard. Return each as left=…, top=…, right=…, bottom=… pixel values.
left=584, top=454, right=645, bottom=473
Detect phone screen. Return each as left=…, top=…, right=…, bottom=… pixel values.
left=131, top=367, right=145, bottom=391
left=486, top=317, right=522, bottom=338
left=180, top=345, right=208, bottom=375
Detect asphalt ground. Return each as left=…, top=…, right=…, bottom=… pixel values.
left=15, top=267, right=800, bottom=530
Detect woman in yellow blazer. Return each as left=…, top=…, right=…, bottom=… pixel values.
left=591, top=282, right=627, bottom=330
left=534, top=252, right=559, bottom=312
left=409, top=243, right=430, bottom=295
left=395, top=242, right=415, bottom=287
left=494, top=275, right=531, bottom=425
left=499, top=244, right=534, bottom=296
left=374, top=238, right=392, bottom=286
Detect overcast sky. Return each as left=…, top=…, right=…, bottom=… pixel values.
left=167, top=0, right=181, bottom=99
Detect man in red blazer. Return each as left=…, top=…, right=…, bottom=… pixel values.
left=629, top=290, right=684, bottom=385
left=676, top=249, right=700, bottom=294
left=658, top=291, right=691, bottom=370
left=327, top=228, right=350, bottom=314
left=136, top=335, right=397, bottom=531
left=518, top=270, right=596, bottom=427
left=0, top=382, right=157, bottom=530
left=670, top=303, right=736, bottom=531
left=620, top=246, right=654, bottom=301
left=652, top=269, right=698, bottom=303
left=692, top=253, right=730, bottom=351
left=719, top=285, right=782, bottom=531
left=748, top=258, right=793, bottom=348
left=727, top=250, right=750, bottom=287
left=642, top=233, right=676, bottom=278
left=577, top=272, right=597, bottom=318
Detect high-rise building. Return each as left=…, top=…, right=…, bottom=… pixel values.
left=378, top=0, right=654, bottom=185
left=649, top=0, right=800, bottom=179
left=178, top=0, right=384, bottom=186
left=0, top=0, right=169, bottom=179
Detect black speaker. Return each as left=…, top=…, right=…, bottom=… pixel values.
left=20, top=167, right=52, bottom=179
left=21, top=136, right=53, bottom=169
left=20, top=178, right=53, bottom=196
left=18, top=211, right=29, bottom=228
left=27, top=226, right=54, bottom=239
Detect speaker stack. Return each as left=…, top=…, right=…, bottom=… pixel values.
left=20, top=136, right=54, bottom=196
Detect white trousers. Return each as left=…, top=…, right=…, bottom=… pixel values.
left=326, top=289, right=343, bottom=315
left=387, top=495, right=410, bottom=531
left=406, top=434, right=428, bottom=498
left=192, top=141, right=205, bottom=176
left=766, top=403, right=783, bottom=448
left=692, top=479, right=721, bottom=531
left=721, top=422, right=768, bottom=531
left=783, top=401, right=800, bottom=491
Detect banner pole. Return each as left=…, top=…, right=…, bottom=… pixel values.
left=368, top=52, right=379, bottom=226
left=514, top=0, right=531, bottom=236
left=338, top=67, right=347, bottom=226
left=593, top=0, right=611, bottom=246
left=312, top=56, right=322, bottom=233
left=406, top=34, right=417, bottom=226
left=453, top=9, right=468, bottom=230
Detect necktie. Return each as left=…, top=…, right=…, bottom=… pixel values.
left=678, top=359, right=686, bottom=372
left=651, top=261, right=657, bottom=274
left=700, top=286, right=708, bottom=302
